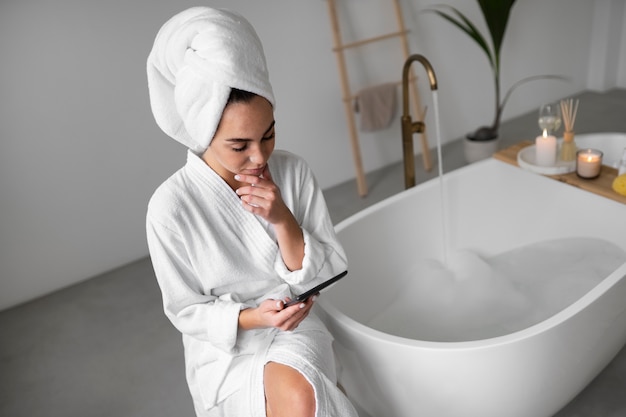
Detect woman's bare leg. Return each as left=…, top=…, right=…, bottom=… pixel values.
left=264, top=362, right=315, bottom=417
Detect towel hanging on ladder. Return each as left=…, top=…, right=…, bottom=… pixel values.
left=355, top=82, right=397, bottom=132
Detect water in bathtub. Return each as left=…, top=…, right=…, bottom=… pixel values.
left=366, top=237, right=626, bottom=342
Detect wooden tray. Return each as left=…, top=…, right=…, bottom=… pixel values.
left=493, top=140, right=626, bottom=205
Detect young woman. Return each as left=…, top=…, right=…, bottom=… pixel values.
left=146, top=7, right=357, bottom=417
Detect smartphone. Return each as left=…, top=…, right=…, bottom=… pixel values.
left=283, top=270, right=348, bottom=308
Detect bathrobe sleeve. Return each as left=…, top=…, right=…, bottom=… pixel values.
left=270, top=151, right=348, bottom=292
left=146, top=210, right=244, bottom=353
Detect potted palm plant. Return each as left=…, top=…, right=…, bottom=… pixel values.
left=426, top=0, right=564, bottom=162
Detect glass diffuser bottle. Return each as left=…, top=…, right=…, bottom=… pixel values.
left=560, top=99, right=579, bottom=162
left=561, top=131, right=577, bottom=161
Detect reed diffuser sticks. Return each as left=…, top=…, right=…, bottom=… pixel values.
left=560, top=98, right=579, bottom=161
left=560, top=98, right=579, bottom=133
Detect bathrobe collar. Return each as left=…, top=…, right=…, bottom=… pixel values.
left=184, top=150, right=278, bottom=267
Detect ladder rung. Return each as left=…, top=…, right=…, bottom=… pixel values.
left=333, top=30, right=409, bottom=52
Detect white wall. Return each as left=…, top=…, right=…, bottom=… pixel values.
left=1, top=0, right=624, bottom=310
left=588, top=0, right=626, bottom=89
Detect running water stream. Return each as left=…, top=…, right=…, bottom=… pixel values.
left=432, top=91, right=448, bottom=265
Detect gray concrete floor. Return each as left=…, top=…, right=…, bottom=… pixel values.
left=1, top=89, right=625, bottom=417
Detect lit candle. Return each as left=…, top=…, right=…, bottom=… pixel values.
left=535, top=129, right=557, bottom=167
left=576, top=149, right=603, bottom=179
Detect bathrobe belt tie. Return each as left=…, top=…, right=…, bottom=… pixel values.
left=248, top=328, right=278, bottom=417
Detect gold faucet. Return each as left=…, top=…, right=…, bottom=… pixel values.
left=402, top=54, right=438, bottom=189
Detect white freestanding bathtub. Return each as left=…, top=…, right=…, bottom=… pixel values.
left=316, top=158, right=626, bottom=417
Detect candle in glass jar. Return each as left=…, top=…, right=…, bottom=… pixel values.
left=576, top=149, right=603, bottom=178
left=535, top=130, right=557, bottom=166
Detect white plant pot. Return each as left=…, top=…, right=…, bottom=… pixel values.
left=464, top=136, right=500, bottom=163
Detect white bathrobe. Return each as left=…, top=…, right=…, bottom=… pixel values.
left=146, top=149, right=357, bottom=417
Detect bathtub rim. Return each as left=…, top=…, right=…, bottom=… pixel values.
left=334, top=157, right=625, bottom=232
left=323, top=158, right=626, bottom=350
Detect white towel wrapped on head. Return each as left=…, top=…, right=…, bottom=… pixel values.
left=147, top=7, right=275, bottom=154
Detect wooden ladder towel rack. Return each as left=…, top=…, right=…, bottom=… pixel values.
left=326, top=0, right=432, bottom=197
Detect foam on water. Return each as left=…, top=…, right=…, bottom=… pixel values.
left=366, top=237, right=626, bottom=342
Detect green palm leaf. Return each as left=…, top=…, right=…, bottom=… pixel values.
left=426, top=5, right=495, bottom=70
left=478, top=0, right=516, bottom=56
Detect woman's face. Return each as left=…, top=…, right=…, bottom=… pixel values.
left=202, top=95, right=275, bottom=190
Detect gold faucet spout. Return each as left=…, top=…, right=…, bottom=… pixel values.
left=402, top=55, right=437, bottom=118
left=401, top=54, right=438, bottom=189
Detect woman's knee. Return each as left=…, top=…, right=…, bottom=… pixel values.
left=264, top=362, right=315, bottom=417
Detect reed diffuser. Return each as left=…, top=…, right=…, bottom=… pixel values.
left=560, top=98, right=579, bottom=161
